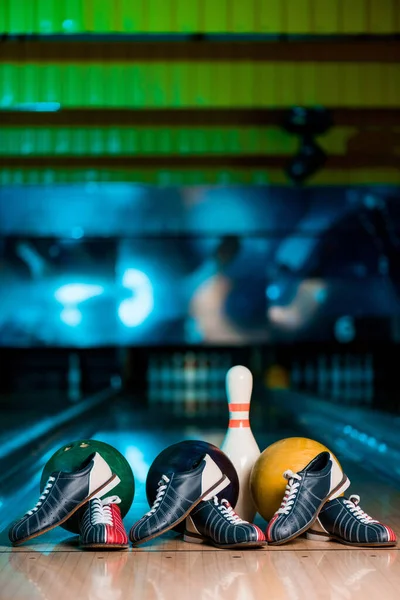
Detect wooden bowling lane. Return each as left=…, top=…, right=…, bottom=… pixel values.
left=2, top=412, right=400, bottom=599
left=2, top=546, right=400, bottom=600
left=2, top=467, right=400, bottom=600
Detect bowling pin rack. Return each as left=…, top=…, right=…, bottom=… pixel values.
left=146, top=350, right=233, bottom=418
left=290, top=352, right=375, bottom=406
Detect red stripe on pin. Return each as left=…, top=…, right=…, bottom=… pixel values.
left=228, top=419, right=250, bottom=428
left=228, top=403, right=250, bottom=411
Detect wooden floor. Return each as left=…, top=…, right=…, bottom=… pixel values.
left=2, top=471, right=400, bottom=600
left=1, top=413, right=400, bottom=599
left=2, top=538, right=400, bottom=600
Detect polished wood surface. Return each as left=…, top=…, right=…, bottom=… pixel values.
left=1, top=467, right=400, bottom=600
left=2, top=542, right=399, bottom=600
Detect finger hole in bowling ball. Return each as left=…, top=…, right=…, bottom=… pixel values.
left=146, top=440, right=239, bottom=534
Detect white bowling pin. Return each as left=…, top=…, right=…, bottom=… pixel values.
left=221, top=365, right=260, bottom=522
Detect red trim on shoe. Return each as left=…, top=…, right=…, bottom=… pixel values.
left=106, top=504, right=128, bottom=545
left=252, top=525, right=266, bottom=542
left=266, top=514, right=279, bottom=542
left=383, top=524, right=397, bottom=542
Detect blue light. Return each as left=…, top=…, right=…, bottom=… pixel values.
left=118, top=269, right=154, bottom=327
left=124, top=446, right=150, bottom=483
left=342, top=424, right=385, bottom=452
left=14, top=102, right=61, bottom=112
left=71, top=226, right=84, bottom=239
left=315, top=288, right=327, bottom=303
left=60, top=307, right=82, bottom=327
left=62, top=19, right=75, bottom=31
left=266, top=284, right=280, bottom=301
left=187, top=189, right=264, bottom=234
left=334, top=315, right=355, bottom=343
left=55, top=283, right=104, bottom=305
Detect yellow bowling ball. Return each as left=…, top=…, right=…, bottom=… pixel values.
left=250, top=437, right=342, bottom=522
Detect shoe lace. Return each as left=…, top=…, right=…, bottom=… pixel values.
left=146, top=475, right=170, bottom=516
left=91, top=496, right=121, bottom=526
left=277, top=470, right=302, bottom=515
left=26, top=476, right=56, bottom=516
left=343, top=495, right=378, bottom=524
left=214, top=497, right=245, bottom=524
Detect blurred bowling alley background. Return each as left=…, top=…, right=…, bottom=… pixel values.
left=1, top=0, right=400, bottom=520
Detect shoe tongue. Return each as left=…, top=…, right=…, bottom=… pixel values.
left=302, top=451, right=329, bottom=474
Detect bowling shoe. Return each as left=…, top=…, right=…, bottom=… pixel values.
left=79, top=495, right=129, bottom=549
left=266, top=451, right=350, bottom=545
left=130, top=454, right=228, bottom=545
left=9, top=452, right=120, bottom=546
left=184, top=496, right=266, bottom=549
left=306, top=494, right=397, bottom=547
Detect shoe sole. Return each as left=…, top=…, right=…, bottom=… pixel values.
left=306, top=530, right=397, bottom=547
left=81, top=543, right=129, bottom=550
left=130, top=475, right=228, bottom=546
left=268, top=474, right=350, bottom=546
left=12, top=473, right=120, bottom=546
left=183, top=531, right=266, bottom=549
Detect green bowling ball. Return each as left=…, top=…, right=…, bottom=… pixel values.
left=40, top=439, right=135, bottom=534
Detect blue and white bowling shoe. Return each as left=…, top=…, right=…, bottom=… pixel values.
left=184, top=496, right=266, bottom=549
left=130, top=454, right=228, bottom=545
left=306, top=494, right=397, bottom=547
left=266, top=451, right=350, bottom=545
